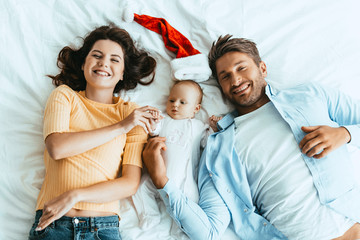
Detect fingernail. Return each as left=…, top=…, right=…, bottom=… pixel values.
left=35, top=227, right=42, bottom=231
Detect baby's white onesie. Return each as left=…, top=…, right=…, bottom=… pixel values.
left=132, top=114, right=210, bottom=230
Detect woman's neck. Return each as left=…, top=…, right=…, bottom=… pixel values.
left=85, top=87, right=114, bottom=104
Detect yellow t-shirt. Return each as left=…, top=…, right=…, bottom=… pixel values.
left=36, top=85, right=147, bottom=214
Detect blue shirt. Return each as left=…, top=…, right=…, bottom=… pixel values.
left=158, top=83, right=360, bottom=240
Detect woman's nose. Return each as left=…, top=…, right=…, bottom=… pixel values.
left=98, top=60, right=108, bottom=68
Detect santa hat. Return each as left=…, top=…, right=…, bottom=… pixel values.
left=123, top=11, right=211, bottom=82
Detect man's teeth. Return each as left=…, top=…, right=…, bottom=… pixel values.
left=234, top=85, right=248, bottom=93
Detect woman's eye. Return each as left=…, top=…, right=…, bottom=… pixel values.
left=181, top=101, right=186, bottom=104
left=169, top=100, right=174, bottom=103
left=92, top=54, right=101, bottom=59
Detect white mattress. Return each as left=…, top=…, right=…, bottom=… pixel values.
left=1, top=0, right=359, bottom=239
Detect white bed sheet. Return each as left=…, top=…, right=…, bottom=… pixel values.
left=1, top=0, right=359, bottom=239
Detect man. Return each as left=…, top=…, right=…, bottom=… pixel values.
left=143, top=35, right=360, bottom=239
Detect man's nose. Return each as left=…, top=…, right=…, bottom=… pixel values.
left=231, top=73, right=242, bottom=86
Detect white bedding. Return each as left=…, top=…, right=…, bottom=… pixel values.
left=1, top=0, right=359, bottom=239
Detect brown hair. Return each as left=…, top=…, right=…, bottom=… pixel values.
left=208, top=35, right=261, bottom=81
left=173, top=80, right=203, bottom=104
left=48, top=25, right=156, bottom=93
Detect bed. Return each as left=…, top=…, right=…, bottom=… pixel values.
left=1, top=0, right=359, bottom=239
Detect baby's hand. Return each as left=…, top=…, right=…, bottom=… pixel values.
left=209, top=115, right=223, bottom=132
left=148, top=110, right=164, bottom=123
left=148, top=110, right=164, bottom=133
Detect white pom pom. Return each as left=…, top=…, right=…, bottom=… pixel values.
left=170, top=54, right=212, bottom=82
left=121, top=1, right=136, bottom=22
left=123, top=11, right=134, bottom=22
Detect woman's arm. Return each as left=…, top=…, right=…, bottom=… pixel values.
left=35, top=164, right=141, bottom=231
left=46, top=105, right=158, bottom=160
left=72, top=164, right=141, bottom=202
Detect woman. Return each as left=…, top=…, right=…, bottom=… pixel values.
left=28, top=25, right=159, bottom=240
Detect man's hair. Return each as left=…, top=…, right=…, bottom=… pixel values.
left=208, top=35, right=262, bottom=81
left=173, top=80, right=203, bottom=104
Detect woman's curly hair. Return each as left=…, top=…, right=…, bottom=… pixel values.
left=49, top=25, right=156, bottom=93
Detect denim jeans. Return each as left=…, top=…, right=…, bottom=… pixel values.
left=28, top=210, right=122, bottom=240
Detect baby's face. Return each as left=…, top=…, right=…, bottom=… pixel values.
left=166, top=83, right=201, bottom=120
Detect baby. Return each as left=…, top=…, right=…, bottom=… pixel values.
left=132, top=80, right=214, bottom=230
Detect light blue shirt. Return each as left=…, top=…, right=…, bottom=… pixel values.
left=158, top=83, right=360, bottom=240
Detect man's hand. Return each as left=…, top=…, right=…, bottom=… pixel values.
left=299, top=125, right=351, bottom=159
left=143, top=137, right=169, bottom=188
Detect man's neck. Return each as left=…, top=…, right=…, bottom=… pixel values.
left=236, top=95, right=270, bottom=116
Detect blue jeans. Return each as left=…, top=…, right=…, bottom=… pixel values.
left=28, top=210, right=122, bottom=240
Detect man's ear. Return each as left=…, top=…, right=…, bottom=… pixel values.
left=260, top=61, right=267, bottom=78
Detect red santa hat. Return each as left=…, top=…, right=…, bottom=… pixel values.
left=123, top=12, right=211, bottom=82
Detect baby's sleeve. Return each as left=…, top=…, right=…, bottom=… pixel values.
left=149, top=121, right=162, bottom=137
left=200, top=123, right=213, bottom=148
left=149, top=118, right=163, bottom=137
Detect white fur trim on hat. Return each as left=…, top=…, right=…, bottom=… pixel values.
left=121, top=0, right=136, bottom=22
left=170, top=53, right=211, bottom=82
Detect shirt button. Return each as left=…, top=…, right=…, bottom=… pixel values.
left=227, top=189, right=231, bottom=193
left=209, top=173, right=212, bottom=177
left=244, top=208, right=248, bottom=212
left=74, top=218, right=79, bottom=224
left=263, top=222, right=267, bottom=226
left=166, top=194, right=169, bottom=198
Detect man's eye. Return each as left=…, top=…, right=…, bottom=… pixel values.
left=181, top=101, right=186, bottom=104
left=222, top=75, right=229, bottom=80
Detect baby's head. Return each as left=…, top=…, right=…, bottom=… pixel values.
left=166, top=80, right=203, bottom=120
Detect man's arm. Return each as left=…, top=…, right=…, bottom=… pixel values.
left=299, top=84, right=360, bottom=158
left=143, top=137, right=231, bottom=240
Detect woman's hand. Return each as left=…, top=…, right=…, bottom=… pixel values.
left=36, top=190, right=78, bottom=231
left=299, top=125, right=351, bottom=159
left=35, top=164, right=141, bottom=231
left=120, top=105, right=162, bottom=134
